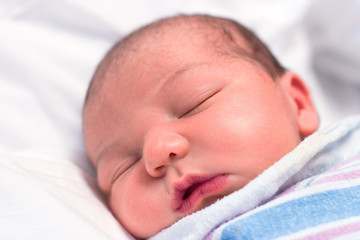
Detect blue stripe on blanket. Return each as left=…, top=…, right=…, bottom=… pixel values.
left=221, top=185, right=360, bottom=240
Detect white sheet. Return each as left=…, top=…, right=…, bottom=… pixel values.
left=0, top=149, right=133, bottom=240
left=1, top=0, right=359, bottom=239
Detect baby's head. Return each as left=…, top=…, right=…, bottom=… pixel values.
left=82, top=14, right=319, bottom=238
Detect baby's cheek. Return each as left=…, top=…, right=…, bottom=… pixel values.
left=108, top=175, right=175, bottom=239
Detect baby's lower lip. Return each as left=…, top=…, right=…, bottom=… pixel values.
left=174, top=174, right=228, bottom=215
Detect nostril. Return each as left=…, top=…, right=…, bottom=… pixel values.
left=169, top=152, right=177, bottom=158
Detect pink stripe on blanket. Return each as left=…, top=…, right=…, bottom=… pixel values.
left=276, top=155, right=360, bottom=197
left=311, top=169, right=360, bottom=186
left=205, top=230, right=215, bottom=240
left=327, top=155, right=360, bottom=172
left=308, top=155, right=360, bottom=186
left=298, top=221, right=360, bottom=240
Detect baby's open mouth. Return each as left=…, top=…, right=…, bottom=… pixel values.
left=172, top=174, right=228, bottom=214
left=182, top=183, right=201, bottom=200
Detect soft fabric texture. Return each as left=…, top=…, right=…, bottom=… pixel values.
left=151, top=116, right=360, bottom=240
left=0, top=149, right=134, bottom=240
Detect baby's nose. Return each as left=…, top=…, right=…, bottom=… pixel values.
left=143, top=129, right=189, bottom=178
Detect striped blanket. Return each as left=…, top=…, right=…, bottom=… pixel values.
left=151, top=116, right=360, bottom=240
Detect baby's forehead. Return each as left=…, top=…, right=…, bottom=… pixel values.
left=121, top=18, right=249, bottom=60
left=113, top=34, right=215, bottom=78
left=104, top=29, right=253, bottom=99
left=124, top=29, right=213, bottom=58
left=88, top=16, right=254, bottom=111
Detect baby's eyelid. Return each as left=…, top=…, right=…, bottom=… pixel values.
left=179, top=90, right=219, bottom=118
left=112, top=154, right=141, bottom=183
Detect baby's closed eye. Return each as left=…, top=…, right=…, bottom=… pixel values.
left=111, top=155, right=140, bottom=183
left=179, top=90, right=220, bottom=118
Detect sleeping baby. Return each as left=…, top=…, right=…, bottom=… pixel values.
left=82, top=14, right=360, bottom=239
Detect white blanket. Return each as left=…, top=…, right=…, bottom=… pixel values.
left=0, top=149, right=133, bottom=240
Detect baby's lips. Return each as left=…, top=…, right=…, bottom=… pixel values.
left=171, top=174, right=228, bottom=214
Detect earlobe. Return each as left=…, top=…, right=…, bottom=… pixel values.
left=279, top=72, right=319, bottom=137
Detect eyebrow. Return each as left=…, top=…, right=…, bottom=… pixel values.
left=159, top=61, right=211, bottom=94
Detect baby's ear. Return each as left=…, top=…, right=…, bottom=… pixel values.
left=279, top=72, right=319, bottom=137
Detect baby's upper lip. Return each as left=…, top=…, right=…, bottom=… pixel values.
left=171, top=174, right=226, bottom=213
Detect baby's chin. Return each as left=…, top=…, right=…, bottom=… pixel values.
left=125, top=186, right=233, bottom=238
left=121, top=214, right=178, bottom=239
left=141, top=196, right=225, bottom=238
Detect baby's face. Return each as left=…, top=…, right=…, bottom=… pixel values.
left=84, top=37, right=311, bottom=238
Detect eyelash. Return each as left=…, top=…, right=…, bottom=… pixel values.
left=112, top=155, right=141, bottom=183
left=179, top=91, right=219, bottom=118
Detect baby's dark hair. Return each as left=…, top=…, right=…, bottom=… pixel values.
left=84, top=14, right=285, bottom=111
